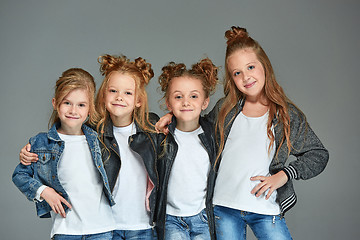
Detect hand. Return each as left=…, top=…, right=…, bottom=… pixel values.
left=41, top=187, right=72, bottom=218
left=155, top=112, right=173, bottom=135
left=250, top=171, right=288, bottom=200
left=20, top=143, right=38, bottom=165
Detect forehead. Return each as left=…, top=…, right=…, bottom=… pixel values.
left=169, top=76, right=203, bottom=93
left=63, top=88, right=89, bottom=102
left=227, top=48, right=260, bottom=68
left=108, top=72, right=136, bottom=88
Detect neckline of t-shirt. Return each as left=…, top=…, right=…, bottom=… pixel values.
left=240, top=110, right=269, bottom=120
left=113, top=122, right=135, bottom=133
left=175, top=126, right=202, bottom=135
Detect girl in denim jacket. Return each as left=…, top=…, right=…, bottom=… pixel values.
left=20, top=56, right=159, bottom=240
left=13, top=68, right=116, bottom=240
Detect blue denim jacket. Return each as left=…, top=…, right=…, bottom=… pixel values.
left=12, top=122, right=115, bottom=218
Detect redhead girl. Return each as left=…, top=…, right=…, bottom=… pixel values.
left=156, top=27, right=329, bottom=240
left=13, top=68, right=115, bottom=240
left=155, top=58, right=218, bottom=240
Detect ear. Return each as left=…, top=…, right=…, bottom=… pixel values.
left=51, top=98, right=57, bottom=110
left=135, top=99, right=142, bottom=108
left=201, top=97, right=210, bottom=111
left=166, top=99, right=172, bottom=112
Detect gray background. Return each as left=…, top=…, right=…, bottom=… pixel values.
left=1, top=0, right=358, bottom=239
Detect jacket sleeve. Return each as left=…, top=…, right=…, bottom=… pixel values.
left=12, top=162, right=43, bottom=202
left=282, top=106, right=329, bottom=180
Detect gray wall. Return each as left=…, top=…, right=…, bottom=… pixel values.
left=1, top=0, right=359, bottom=239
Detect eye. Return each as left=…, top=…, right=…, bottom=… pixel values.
left=248, top=65, right=255, bottom=70
left=125, top=91, right=133, bottom=95
left=79, top=103, right=86, bottom=107
left=109, top=89, right=117, bottom=93
left=175, top=95, right=182, bottom=99
left=233, top=71, right=241, bottom=77
left=190, top=95, right=198, bottom=99
left=63, top=101, right=71, bottom=105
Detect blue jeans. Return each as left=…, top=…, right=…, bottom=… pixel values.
left=113, top=228, right=156, bottom=240
left=53, top=231, right=113, bottom=240
left=214, top=205, right=292, bottom=240
left=165, top=209, right=210, bottom=240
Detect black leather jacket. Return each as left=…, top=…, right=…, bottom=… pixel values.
left=155, top=116, right=217, bottom=240
left=99, top=113, right=160, bottom=227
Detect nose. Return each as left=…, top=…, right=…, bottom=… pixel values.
left=116, top=93, right=123, bottom=101
left=69, top=105, right=77, bottom=115
left=242, top=71, right=251, bottom=82
left=182, top=97, right=190, bottom=107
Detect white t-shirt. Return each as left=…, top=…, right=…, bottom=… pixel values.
left=50, top=133, right=115, bottom=237
left=213, top=112, right=280, bottom=215
left=166, top=127, right=210, bottom=217
left=111, top=123, right=151, bottom=230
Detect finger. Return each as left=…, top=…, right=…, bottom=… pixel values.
left=61, top=198, right=72, bottom=209
left=266, top=188, right=275, bottom=200
left=251, top=182, right=266, bottom=194
left=26, top=143, right=31, bottom=151
left=58, top=205, right=66, bottom=218
left=250, top=176, right=266, bottom=181
left=256, top=184, right=270, bottom=197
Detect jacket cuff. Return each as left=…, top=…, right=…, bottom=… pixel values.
left=283, top=165, right=298, bottom=180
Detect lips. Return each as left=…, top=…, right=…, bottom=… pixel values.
left=112, top=103, right=126, bottom=107
left=65, top=116, right=79, bottom=119
left=244, top=81, right=256, bottom=88
left=180, top=109, right=193, bottom=112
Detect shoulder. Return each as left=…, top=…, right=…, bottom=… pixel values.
left=148, top=112, right=160, bottom=125
left=29, top=132, right=52, bottom=151
left=287, top=103, right=307, bottom=125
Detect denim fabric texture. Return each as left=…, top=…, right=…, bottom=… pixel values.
left=12, top=123, right=114, bottom=218
left=53, top=231, right=113, bottom=240
left=214, top=205, right=292, bottom=240
left=112, top=228, right=157, bottom=240
left=165, top=209, right=210, bottom=240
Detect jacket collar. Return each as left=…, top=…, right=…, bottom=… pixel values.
left=48, top=121, right=97, bottom=141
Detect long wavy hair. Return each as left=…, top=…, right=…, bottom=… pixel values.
left=49, top=68, right=98, bottom=128
left=95, top=54, right=154, bottom=139
left=215, top=26, right=305, bottom=165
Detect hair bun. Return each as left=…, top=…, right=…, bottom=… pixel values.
left=225, top=26, right=249, bottom=45
left=98, top=54, right=129, bottom=76
left=134, top=57, right=154, bottom=85
left=191, top=58, right=218, bottom=94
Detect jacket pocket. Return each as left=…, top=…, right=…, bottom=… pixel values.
left=35, top=152, right=54, bottom=183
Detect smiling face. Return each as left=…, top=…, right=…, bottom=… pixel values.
left=53, top=88, right=90, bottom=135
left=227, top=48, right=266, bottom=102
left=104, top=72, right=140, bottom=127
left=166, top=76, right=209, bottom=132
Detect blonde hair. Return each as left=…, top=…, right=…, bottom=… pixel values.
left=96, top=54, right=154, bottom=137
left=49, top=68, right=98, bottom=128
left=159, top=57, right=218, bottom=103
left=215, top=26, right=305, bottom=165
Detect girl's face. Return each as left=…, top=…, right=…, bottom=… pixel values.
left=105, top=72, right=140, bottom=127
left=166, top=76, right=209, bottom=132
left=53, top=88, right=90, bottom=135
left=227, top=48, right=266, bottom=101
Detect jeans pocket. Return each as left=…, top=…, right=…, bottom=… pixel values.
left=199, top=209, right=208, bottom=224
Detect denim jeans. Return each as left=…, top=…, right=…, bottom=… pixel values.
left=53, top=231, right=113, bottom=240
left=214, top=205, right=292, bottom=240
left=113, top=228, right=157, bottom=240
left=165, top=209, right=210, bottom=240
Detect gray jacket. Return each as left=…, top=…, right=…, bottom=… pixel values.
left=207, top=98, right=329, bottom=215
